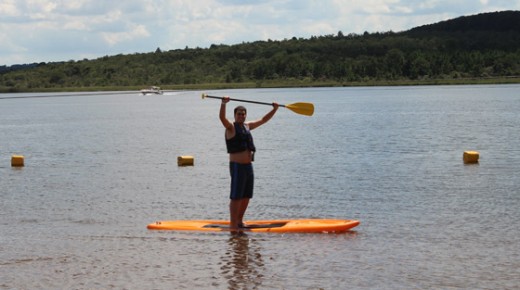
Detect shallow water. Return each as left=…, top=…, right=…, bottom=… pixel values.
left=1, top=85, right=519, bottom=289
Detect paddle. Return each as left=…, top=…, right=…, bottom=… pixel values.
left=201, top=93, right=314, bottom=116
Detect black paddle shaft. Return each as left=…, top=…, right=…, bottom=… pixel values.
left=203, top=94, right=285, bottom=107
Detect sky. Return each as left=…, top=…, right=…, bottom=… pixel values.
left=1, top=0, right=518, bottom=66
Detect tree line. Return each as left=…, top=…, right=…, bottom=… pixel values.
left=1, top=11, right=519, bottom=92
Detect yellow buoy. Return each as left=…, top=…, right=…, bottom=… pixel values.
left=177, top=155, right=194, bottom=166
left=11, top=155, right=25, bottom=167
left=463, top=151, right=479, bottom=164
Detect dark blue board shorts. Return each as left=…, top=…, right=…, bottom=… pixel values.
left=229, top=162, right=254, bottom=200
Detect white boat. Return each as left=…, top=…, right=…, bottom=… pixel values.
left=140, top=86, right=163, bottom=95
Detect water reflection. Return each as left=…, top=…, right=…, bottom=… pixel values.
left=220, top=232, right=265, bottom=290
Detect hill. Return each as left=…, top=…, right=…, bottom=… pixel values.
left=408, top=10, right=520, bottom=33
left=404, top=10, right=520, bottom=51
left=1, top=10, right=519, bottom=92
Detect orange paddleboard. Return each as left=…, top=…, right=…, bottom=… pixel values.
left=147, top=219, right=359, bottom=233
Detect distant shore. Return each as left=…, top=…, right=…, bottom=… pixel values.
left=2, top=76, right=519, bottom=93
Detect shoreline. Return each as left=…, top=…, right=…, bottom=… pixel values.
left=1, top=76, right=519, bottom=93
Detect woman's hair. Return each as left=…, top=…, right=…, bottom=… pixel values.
left=234, top=106, right=247, bottom=114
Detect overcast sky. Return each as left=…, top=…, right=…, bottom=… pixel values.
left=1, top=0, right=518, bottom=66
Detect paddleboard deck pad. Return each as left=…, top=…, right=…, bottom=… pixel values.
left=147, top=219, right=359, bottom=233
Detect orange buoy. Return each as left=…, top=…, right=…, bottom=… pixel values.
left=177, top=155, right=194, bottom=166
left=463, top=151, right=479, bottom=164
left=11, top=155, right=25, bottom=167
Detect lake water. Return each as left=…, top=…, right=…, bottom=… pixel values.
left=1, top=85, right=519, bottom=289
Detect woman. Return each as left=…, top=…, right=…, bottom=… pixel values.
left=219, top=96, right=279, bottom=230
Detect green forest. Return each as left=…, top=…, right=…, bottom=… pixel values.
left=1, top=11, right=519, bottom=92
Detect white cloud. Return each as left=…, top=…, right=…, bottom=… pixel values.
left=0, top=0, right=20, bottom=17
left=0, top=0, right=517, bottom=65
left=102, top=24, right=150, bottom=46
